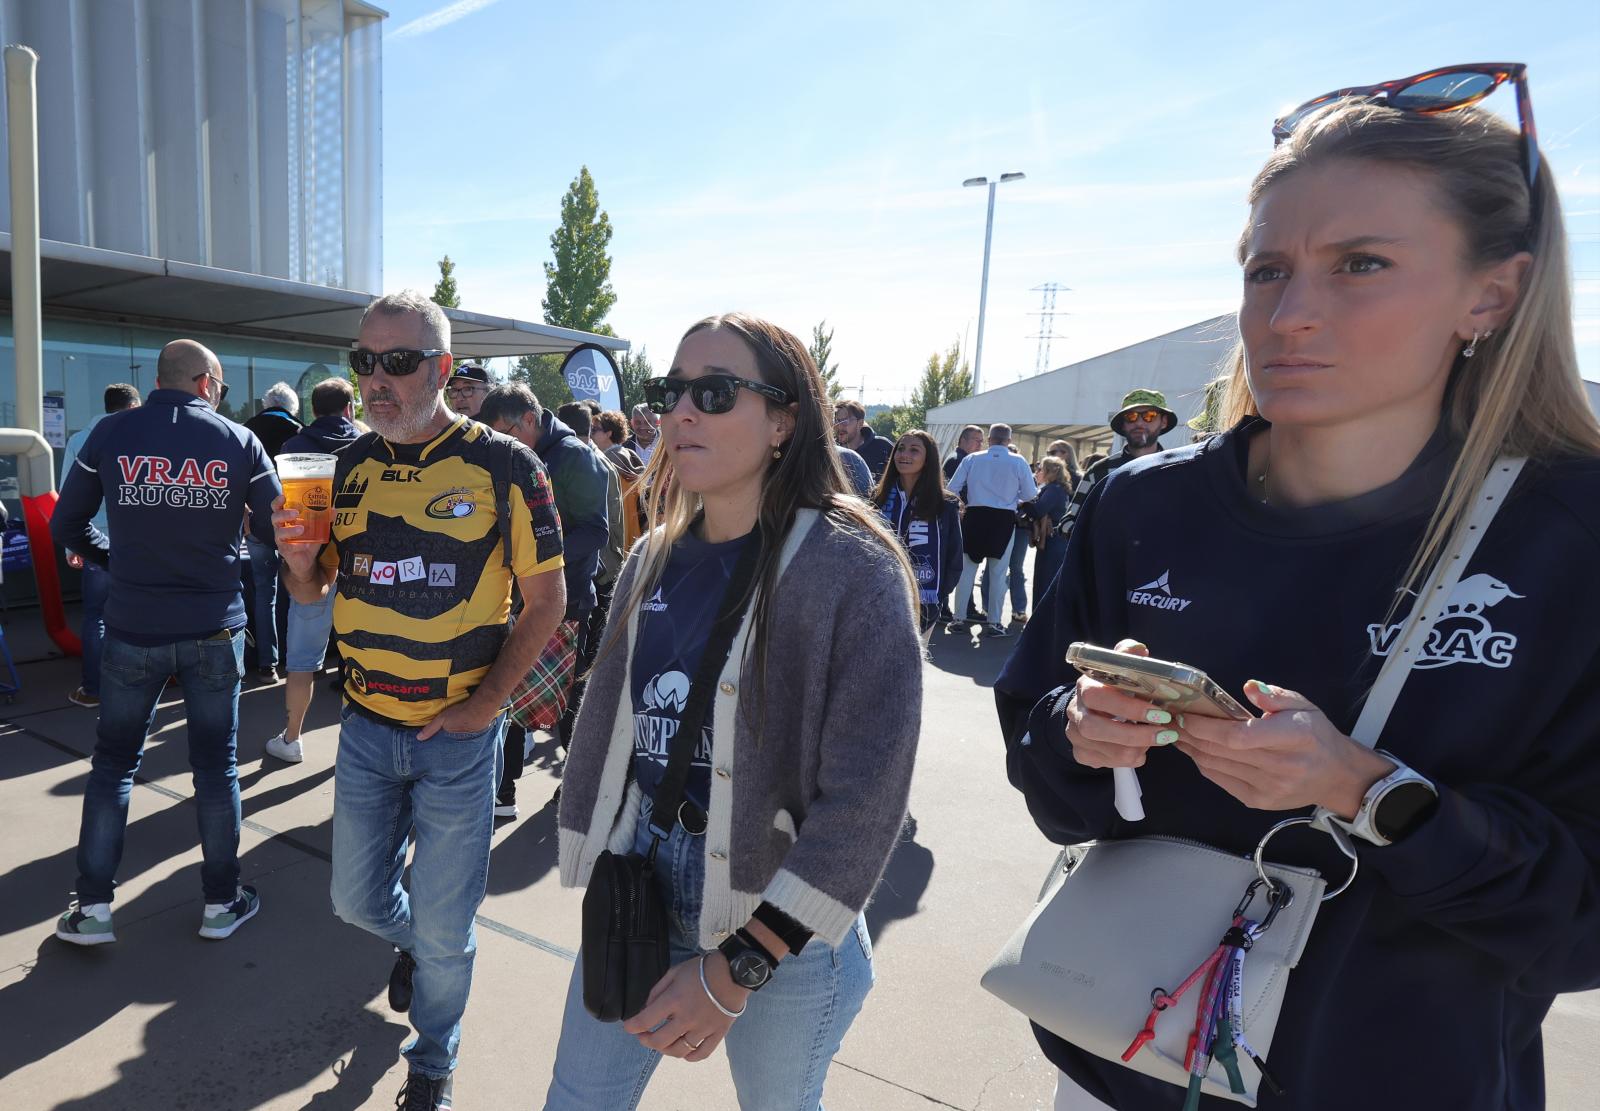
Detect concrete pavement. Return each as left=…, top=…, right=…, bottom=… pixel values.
left=0, top=612, right=1594, bottom=1110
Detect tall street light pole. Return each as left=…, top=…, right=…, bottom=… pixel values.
left=963, top=171, right=1024, bottom=394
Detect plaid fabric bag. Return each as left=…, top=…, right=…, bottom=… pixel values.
left=507, top=618, right=582, bottom=732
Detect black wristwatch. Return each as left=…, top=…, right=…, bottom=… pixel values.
left=717, top=929, right=778, bottom=991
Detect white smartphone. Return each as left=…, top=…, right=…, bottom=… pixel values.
left=1066, top=642, right=1253, bottom=721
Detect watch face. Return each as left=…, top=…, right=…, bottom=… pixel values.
left=1374, top=780, right=1439, bottom=842
left=729, top=950, right=772, bottom=989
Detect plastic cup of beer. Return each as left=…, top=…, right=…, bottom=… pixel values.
left=277, top=453, right=338, bottom=545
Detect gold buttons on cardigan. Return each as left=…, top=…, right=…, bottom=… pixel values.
left=715, top=768, right=731, bottom=780
left=710, top=850, right=727, bottom=861
left=719, top=681, right=735, bottom=695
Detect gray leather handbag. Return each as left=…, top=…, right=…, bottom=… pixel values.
left=981, top=458, right=1524, bottom=1106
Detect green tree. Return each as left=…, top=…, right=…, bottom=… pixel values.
left=616, top=347, right=653, bottom=410
left=904, top=340, right=973, bottom=430
left=432, top=254, right=460, bottom=308
left=808, top=321, right=844, bottom=400
left=511, top=354, right=574, bottom=409
left=543, top=166, right=617, bottom=335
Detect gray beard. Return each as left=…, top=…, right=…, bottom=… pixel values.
left=366, top=398, right=443, bottom=443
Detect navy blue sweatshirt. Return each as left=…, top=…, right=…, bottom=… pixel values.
left=52, top=389, right=283, bottom=644
left=879, top=486, right=963, bottom=605
left=994, top=418, right=1600, bottom=1110
left=282, top=413, right=361, bottom=456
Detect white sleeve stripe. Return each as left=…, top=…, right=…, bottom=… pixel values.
left=76, top=461, right=97, bottom=473
left=251, top=470, right=275, bottom=482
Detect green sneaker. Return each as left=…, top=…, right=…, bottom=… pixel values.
left=198, top=885, right=260, bottom=939
left=56, top=901, right=115, bottom=946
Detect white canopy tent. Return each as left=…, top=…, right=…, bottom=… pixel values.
left=926, top=317, right=1236, bottom=463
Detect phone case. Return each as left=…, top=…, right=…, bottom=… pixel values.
left=1065, top=643, right=1251, bottom=720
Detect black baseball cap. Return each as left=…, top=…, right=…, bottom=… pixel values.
left=449, top=362, right=489, bottom=385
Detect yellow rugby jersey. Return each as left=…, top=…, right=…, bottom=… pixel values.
left=319, top=417, right=563, bottom=726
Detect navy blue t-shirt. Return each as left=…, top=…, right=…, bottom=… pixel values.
left=630, top=530, right=752, bottom=813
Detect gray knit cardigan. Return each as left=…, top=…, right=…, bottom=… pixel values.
left=557, top=508, right=923, bottom=949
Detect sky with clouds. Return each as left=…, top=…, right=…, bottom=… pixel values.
left=377, top=0, right=1600, bottom=402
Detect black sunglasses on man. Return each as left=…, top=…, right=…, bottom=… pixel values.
left=348, top=348, right=450, bottom=377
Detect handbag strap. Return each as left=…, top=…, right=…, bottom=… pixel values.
left=1347, top=456, right=1525, bottom=748
left=646, top=527, right=764, bottom=843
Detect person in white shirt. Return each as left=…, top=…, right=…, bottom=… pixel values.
left=946, top=424, right=1038, bottom=638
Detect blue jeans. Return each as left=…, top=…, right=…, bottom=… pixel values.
left=78, top=562, right=110, bottom=695
left=74, top=628, right=246, bottom=905
left=546, top=799, right=875, bottom=1110
left=329, top=703, right=506, bottom=1079
left=1006, top=526, right=1030, bottom=614
left=245, top=536, right=280, bottom=669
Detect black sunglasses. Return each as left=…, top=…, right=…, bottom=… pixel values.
left=348, top=348, right=449, bottom=377
left=1273, top=63, right=1540, bottom=193
left=642, top=374, right=792, bottom=416
left=192, top=371, right=228, bottom=403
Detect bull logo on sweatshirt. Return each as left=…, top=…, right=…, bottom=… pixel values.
left=1368, top=574, right=1522, bottom=669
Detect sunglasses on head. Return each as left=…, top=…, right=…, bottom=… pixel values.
left=1123, top=409, right=1162, bottom=425
left=642, top=374, right=791, bottom=416
left=1273, top=63, right=1540, bottom=193
left=348, top=348, right=449, bottom=377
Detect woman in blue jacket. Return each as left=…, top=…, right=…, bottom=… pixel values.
left=1029, top=455, right=1072, bottom=615
left=873, top=429, right=963, bottom=642
left=996, top=70, right=1600, bottom=1110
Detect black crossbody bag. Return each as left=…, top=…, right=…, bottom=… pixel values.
left=581, top=531, right=763, bottom=1022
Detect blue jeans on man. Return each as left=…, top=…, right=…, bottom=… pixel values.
left=330, top=704, right=506, bottom=1079
left=74, top=628, right=246, bottom=905
left=245, top=536, right=280, bottom=671
left=78, top=563, right=110, bottom=696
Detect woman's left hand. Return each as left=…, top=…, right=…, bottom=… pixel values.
left=622, top=954, right=749, bottom=1063
left=1174, top=681, right=1395, bottom=818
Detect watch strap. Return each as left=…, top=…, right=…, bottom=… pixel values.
left=752, top=901, right=813, bottom=955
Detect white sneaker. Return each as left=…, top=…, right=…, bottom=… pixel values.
left=265, top=732, right=304, bottom=763
left=493, top=802, right=519, bottom=819
left=56, top=901, right=115, bottom=946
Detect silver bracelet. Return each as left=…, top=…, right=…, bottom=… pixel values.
left=697, top=954, right=745, bottom=1019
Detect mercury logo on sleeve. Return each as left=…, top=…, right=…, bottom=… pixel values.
left=116, top=455, right=232, bottom=508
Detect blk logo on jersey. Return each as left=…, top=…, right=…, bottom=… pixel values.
left=1368, top=573, right=1523, bottom=669
left=115, top=456, right=231, bottom=509
left=1127, top=570, right=1194, bottom=612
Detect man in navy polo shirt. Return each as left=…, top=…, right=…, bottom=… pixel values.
left=51, top=339, right=282, bottom=947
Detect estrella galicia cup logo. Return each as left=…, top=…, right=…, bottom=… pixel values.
left=425, top=487, right=477, bottom=520
left=304, top=485, right=331, bottom=510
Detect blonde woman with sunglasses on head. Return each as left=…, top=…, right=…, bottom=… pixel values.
left=996, top=65, right=1600, bottom=1110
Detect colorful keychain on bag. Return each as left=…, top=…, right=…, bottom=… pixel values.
left=1121, top=878, right=1288, bottom=1107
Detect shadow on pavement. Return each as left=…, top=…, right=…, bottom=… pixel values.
left=487, top=792, right=561, bottom=896
left=0, top=828, right=408, bottom=1110
left=865, top=816, right=934, bottom=950
left=924, top=630, right=1014, bottom=686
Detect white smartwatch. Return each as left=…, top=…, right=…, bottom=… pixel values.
left=1328, top=752, right=1440, bottom=847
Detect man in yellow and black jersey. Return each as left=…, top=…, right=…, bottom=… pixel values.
left=274, top=291, right=565, bottom=1111
left=319, top=414, right=562, bottom=722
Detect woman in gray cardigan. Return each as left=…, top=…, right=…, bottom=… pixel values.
left=544, top=313, right=923, bottom=1110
